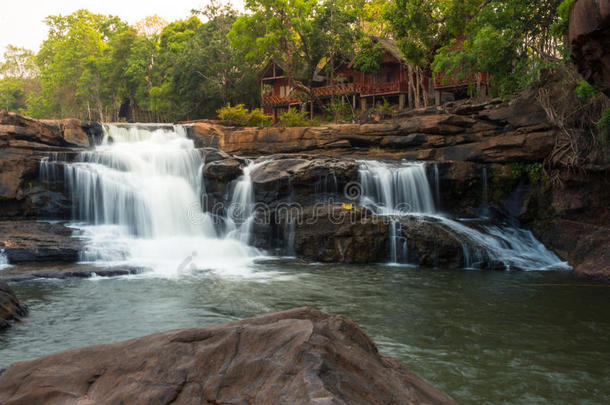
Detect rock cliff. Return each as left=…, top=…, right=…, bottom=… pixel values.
left=570, top=0, right=610, bottom=96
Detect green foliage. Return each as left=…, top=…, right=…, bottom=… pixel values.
left=279, top=108, right=309, bottom=127
left=217, top=104, right=270, bottom=127
left=510, top=162, right=544, bottom=184
left=575, top=80, right=600, bottom=99
left=217, top=103, right=249, bottom=126
left=375, top=98, right=394, bottom=114
left=432, top=0, right=565, bottom=97
left=246, top=108, right=271, bottom=127
left=352, top=39, right=383, bottom=74
left=551, top=0, right=575, bottom=38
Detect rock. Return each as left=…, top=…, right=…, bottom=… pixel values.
left=0, top=281, right=28, bottom=330
left=569, top=0, right=610, bottom=96
left=0, top=221, right=83, bottom=264
left=1, top=110, right=100, bottom=148
left=279, top=205, right=389, bottom=263
left=0, top=307, right=456, bottom=405
left=537, top=219, right=610, bottom=280
left=186, top=99, right=557, bottom=164
left=397, top=216, right=469, bottom=268
left=0, top=264, right=146, bottom=282
left=250, top=155, right=358, bottom=205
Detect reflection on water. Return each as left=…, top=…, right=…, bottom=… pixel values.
left=1, top=262, right=609, bottom=404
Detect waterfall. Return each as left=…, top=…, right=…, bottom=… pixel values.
left=41, top=124, right=258, bottom=276
left=359, top=161, right=435, bottom=215
left=358, top=161, right=570, bottom=271
left=0, top=249, right=9, bottom=270
left=433, top=163, right=441, bottom=210
left=225, top=160, right=269, bottom=244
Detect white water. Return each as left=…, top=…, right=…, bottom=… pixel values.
left=0, top=249, right=9, bottom=270
left=358, top=161, right=570, bottom=271
left=225, top=160, right=269, bottom=244
left=42, top=124, right=260, bottom=277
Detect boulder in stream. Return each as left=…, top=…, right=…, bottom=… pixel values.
left=0, top=307, right=456, bottom=404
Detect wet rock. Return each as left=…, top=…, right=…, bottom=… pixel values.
left=0, top=264, right=146, bottom=282
left=569, top=0, right=610, bottom=96
left=250, top=155, right=358, bottom=205
left=0, top=307, right=456, bottom=404
left=0, top=282, right=28, bottom=330
left=537, top=219, right=610, bottom=280
left=397, top=216, right=469, bottom=268
left=279, top=205, right=389, bottom=263
left=0, top=221, right=82, bottom=264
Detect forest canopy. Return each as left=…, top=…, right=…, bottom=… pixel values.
left=0, top=0, right=580, bottom=122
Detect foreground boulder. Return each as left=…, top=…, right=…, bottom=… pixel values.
left=0, top=281, right=28, bottom=330
left=0, top=307, right=456, bottom=404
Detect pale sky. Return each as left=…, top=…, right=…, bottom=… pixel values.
left=0, top=0, right=244, bottom=60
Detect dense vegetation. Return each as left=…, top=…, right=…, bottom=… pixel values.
left=0, top=0, right=605, bottom=126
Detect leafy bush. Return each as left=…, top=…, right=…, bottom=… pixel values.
left=575, top=80, right=600, bottom=99
left=217, top=103, right=249, bottom=126
left=247, top=108, right=271, bottom=127
left=279, top=108, right=309, bottom=127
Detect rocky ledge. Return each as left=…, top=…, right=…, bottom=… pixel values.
left=0, top=307, right=455, bottom=404
left=0, top=282, right=28, bottom=330
left=0, top=221, right=83, bottom=264
left=188, top=95, right=556, bottom=162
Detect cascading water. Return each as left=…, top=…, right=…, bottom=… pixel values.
left=41, top=124, right=259, bottom=276
left=0, top=249, right=9, bottom=270
left=226, top=160, right=269, bottom=244
left=358, top=161, right=570, bottom=271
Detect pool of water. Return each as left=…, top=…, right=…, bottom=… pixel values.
left=1, top=262, right=609, bottom=404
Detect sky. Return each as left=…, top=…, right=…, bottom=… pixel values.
left=0, top=0, right=244, bottom=60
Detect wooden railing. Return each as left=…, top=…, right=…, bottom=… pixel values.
left=360, top=81, right=409, bottom=96
left=434, top=72, right=490, bottom=90
left=261, top=94, right=301, bottom=106
left=312, top=83, right=358, bottom=97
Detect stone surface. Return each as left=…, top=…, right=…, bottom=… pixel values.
left=186, top=98, right=557, bottom=163
left=0, top=281, right=28, bottom=330
left=0, top=264, right=145, bottom=282
left=0, top=221, right=83, bottom=264
left=0, top=307, right=456, bottom=405
left=569, top=0, right=610, bottom=96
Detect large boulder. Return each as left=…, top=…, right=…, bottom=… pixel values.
left=0, top=281, right=28, bottom=330
left=0, top=307, right=456, bottom=404
left=569, top=0, right=610, bottom=96
left=0, top=221, right=83, bottom=264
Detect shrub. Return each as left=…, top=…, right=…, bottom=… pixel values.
left=279, top=108, right=309, bottom=127
left=217, top=103, right=249, bottom=126
left=575, top=80, right=599, bottom=99
left=247, top=108, right=271, bottom=127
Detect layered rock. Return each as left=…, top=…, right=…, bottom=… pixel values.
left=0, top=221, right=83, bottom=264
left=0, top=111, right=99, bottom=219
left=569, top=0, right=610, bottom=96
left=0, top=307, right=456, bottom=404
left=187, top=97, right=556, bottom=163
left=0, top=282, right=28, bottom=330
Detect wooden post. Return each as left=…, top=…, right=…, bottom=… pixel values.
left=399, top=93, right=406, bottom=111
left=361, top=97, right=367, bottom=112
left=435, top=91, right=441, bottom=106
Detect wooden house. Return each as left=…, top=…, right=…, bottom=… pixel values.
left=258, top=37, right=489, bottom=117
